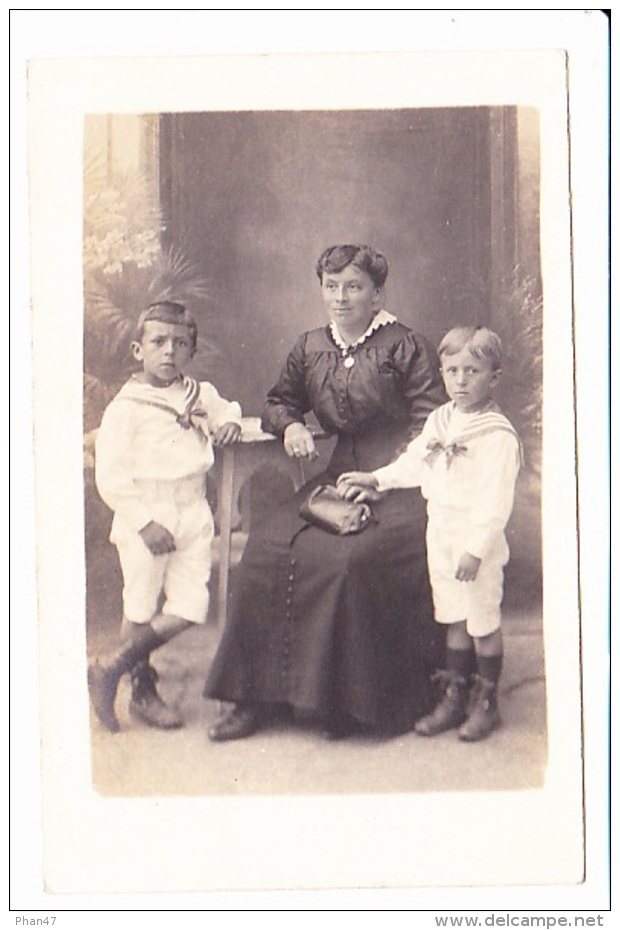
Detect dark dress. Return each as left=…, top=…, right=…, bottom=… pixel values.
left=205, top=320, right=448, bottom=734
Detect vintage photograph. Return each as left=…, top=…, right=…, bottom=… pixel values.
left=83, top=106, right=546, bottom=797
left=21, top=24, right=606, bottom=899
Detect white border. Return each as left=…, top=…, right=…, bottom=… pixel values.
left=11, top=9, right=610, bottom=916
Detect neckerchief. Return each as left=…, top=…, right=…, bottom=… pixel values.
left=423, top=401, right=523, bottom=469
left=116, top=375, right=207, bottom=433
left=176, top=376, right=205, bottom=430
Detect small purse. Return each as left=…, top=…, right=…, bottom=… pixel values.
left=299, top=484, right=373, bottom=535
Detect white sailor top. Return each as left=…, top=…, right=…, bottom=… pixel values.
left=373, top=401, right=522, bottom=560
left=95, top=375, right=242, bottom=532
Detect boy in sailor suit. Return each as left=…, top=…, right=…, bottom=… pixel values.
left=89, top=301, right=242, bottom=733
left=337, top=326, right=522, bottom=741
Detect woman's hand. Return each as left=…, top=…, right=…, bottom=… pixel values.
left=284, top=422, right=318, bottom=460
left=336, top=471, right=382, bottom=502
left=212, top=422, right=242, bottom=446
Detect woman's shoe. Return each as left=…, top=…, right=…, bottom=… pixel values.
left=208, top=703, right=261, bottom=742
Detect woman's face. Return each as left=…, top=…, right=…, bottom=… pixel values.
left=320, top=264, right=382, bottom=338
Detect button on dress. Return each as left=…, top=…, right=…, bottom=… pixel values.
left=205, top=321, right=447, bottom=734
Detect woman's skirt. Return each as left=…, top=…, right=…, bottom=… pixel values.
left=204, top=475, right=443, bottom=734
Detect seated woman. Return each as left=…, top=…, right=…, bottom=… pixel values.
left=205, top=244, right=447, bottom=740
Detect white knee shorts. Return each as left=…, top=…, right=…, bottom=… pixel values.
left=110, top=475, right=214, bottom=625
left=426, top=513, right=509, bottom=638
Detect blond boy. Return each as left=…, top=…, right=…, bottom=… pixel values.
left=338, top=326, right=522, bottom=741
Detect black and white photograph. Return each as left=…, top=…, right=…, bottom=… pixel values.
left=13, top=10, right=609, bottom=913
left=83, top=104, right=546, bottom=796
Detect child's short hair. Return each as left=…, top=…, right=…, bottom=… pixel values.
left=135, top=301, right=198, bottom=349
left=438, top=325, right=502, bottom=371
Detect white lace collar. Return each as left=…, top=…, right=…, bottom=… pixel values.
left=329, top=309, right=397, bottom=352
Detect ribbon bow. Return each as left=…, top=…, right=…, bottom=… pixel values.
left=424, top=438, right=468, bottom=469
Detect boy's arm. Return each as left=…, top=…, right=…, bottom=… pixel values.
left=464, top=431, right=522, bottom=560
left=372, top=432, right=427, bottom=491
left=199, top=382, right=242, bottom=433
left=94, top=402, right=153, bottom=533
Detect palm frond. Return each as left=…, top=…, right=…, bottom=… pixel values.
left=147, top=247, right=212, bottom=306
left=493, top=267, right=543, bottom=471
left=83, top=144, right=231, bottom=430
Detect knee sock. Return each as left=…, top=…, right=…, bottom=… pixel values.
left=123, top=622, right=165, bottom=651
left=476, top=653, right=503, bottom=684
left=446, top=647, right=476, bottom=678
left=150, top=616, right=193, bottom=645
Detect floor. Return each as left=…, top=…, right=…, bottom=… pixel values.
left=88, top=594, right=547, bottom=799
left=85, top=470, right=547, bottom=799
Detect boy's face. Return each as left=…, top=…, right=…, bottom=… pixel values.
left=131, top=321, right=195, bottom=386
left=441, top=346, right=500, bottom=413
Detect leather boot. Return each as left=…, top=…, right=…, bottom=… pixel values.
left=414, top=670, right=470, bottom=736
left=87, top=626, right=163, bottom=733
left=129, top=661, right=183, bottom=730
left=458, top=675, right=501, bottom=741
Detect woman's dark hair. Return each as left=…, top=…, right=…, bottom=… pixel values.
left=315, top=244, right=389, bottom=289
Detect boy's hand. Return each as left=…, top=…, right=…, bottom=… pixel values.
left=212, top=422, right=242, bottom=446
left=336, top=471, right=382, bottom=502
left=455, top=552, right=481, bottom=582
left=283, top=422, right=318, bottom=460
left=140, top=521, right=176, bottom=555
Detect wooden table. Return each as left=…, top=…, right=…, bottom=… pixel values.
left=212, top=418, right=329, bottom=626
